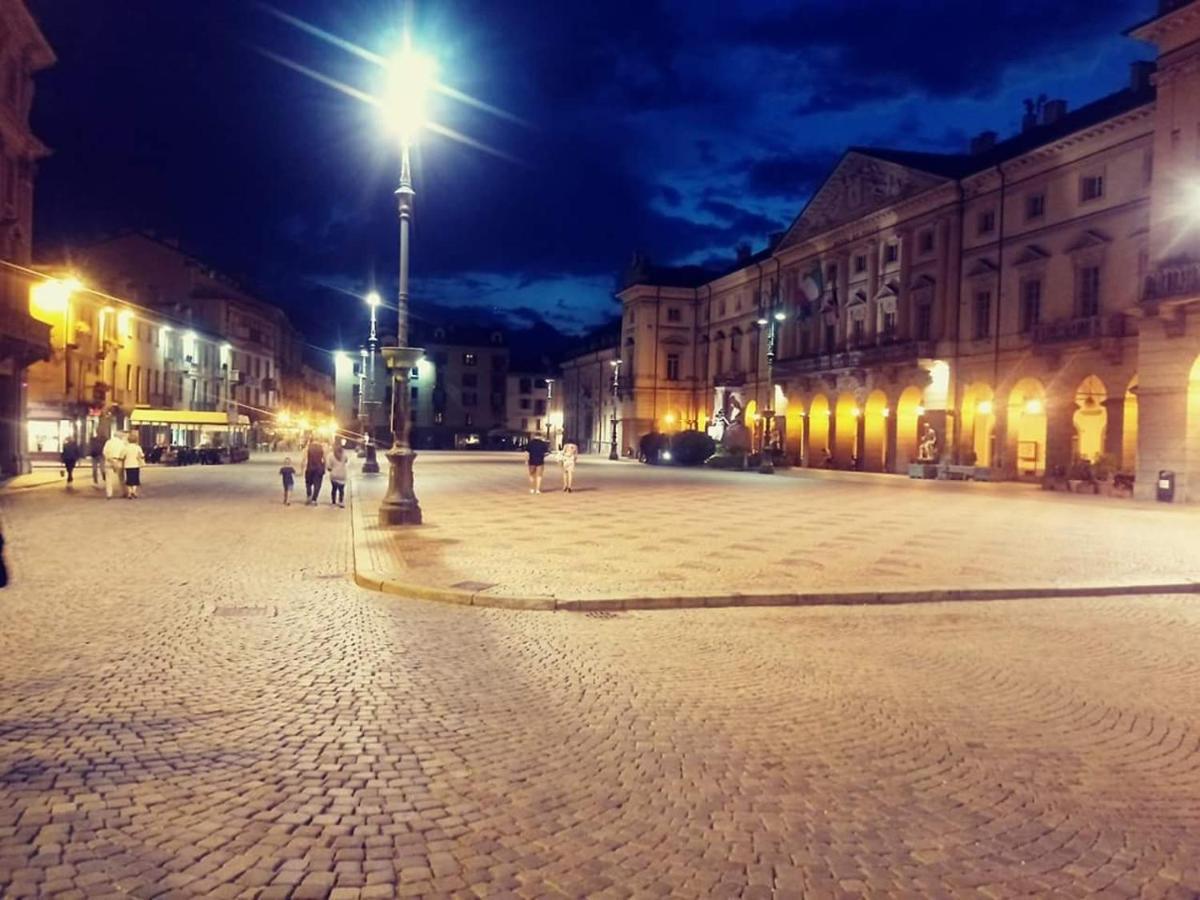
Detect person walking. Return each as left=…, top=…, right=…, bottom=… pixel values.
left=60, top=436, right=80, bottom=487
left=560, top=436, right=579, bottom=493
left=326, top=441, right=348, bottom=508
left=88, top=433, right=104, bottom=485
left=303, top=437, right=326, bottom=505
left=102, top=430, right=127, bottom=500
left=121, top=433, right=145, bottom=498
left=526, top=435, right=549, bottom=494
left=279, top=456, right=296, bottom=505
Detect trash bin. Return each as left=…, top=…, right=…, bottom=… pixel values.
left=1156, top=469, right=1175, bottom=503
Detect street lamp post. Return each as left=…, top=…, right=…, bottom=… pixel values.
left=378, top=45, right=431, bottom=526
left=757, top=309, right=787, bottom=474
left=608, top=358, right=621, bottom=460
left=362, top=293, right=381, bottom=474
left=544, top=378, right=554, bottom=446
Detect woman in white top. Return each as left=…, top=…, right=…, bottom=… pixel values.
left=121, top=434, right=146, bottom=499
left=560, top=438, right=579, bottom=493
left=326, top=442, right=349, bottom=507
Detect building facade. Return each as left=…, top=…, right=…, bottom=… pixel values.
left=579, top=1, right=1200, bottom=501
left=559, top=325, right=622, bottom=455
left=0, top=0, right=53, bottom=475
left=409, top=324, right=509, bottom=449
left=69, top=233, right=294, bottom=438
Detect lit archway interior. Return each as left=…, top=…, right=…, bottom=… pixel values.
left=1008, top=377, right=1047, bottom=477
left=1072, top=375, right=1108, bottom=463
left=834, top=393, right=859, bottom=467
left=961, top=382, right=996, bottom=467
left=896, top=386, right=923, bottom=467
left=808, top=395, right=831, bottom=465
left=1187, top=358, right=1200, bottom=490
left=863, top=390, right=888, bottom=472
left=1122, top=376, right=1138, bottom=472
left=783, top=390, right=805, bottom=463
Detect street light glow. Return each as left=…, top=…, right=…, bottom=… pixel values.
left=384, top=46, right=436, bottom=142
left=978, top=400, right=994, bottom=416
left=774, top=310, right=787, bottom=321
left=366, top=291, right=381, bottom=307
left=1025, top=398, right=1044, bottom=415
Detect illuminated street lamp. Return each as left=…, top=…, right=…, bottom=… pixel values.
left=378, top=40, right=435, bottom=526
left=757, top=308, right=787, bottom=474
left=544, top=378, right=555, bottom=445
left=609, top=358, right=622, bottom=460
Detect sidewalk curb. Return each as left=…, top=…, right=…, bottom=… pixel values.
left=346, top=466, right=1200, bottom=613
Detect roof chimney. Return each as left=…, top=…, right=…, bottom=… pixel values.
left=970, top=130, right=998, bottom=155
left=1041, top=99, right=1068, bottom=126
left=1130, top=60, right=1155, bottom=92
left=1021, top=95, right=1046, bottom=133
left=736, top=242, right=752, bottom=263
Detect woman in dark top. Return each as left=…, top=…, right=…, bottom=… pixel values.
left=526, top=437, right=549, bottom=494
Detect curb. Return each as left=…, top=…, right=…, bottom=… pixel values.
left=346, top=466, right=1200, bottom=613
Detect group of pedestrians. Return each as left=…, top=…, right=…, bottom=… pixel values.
left=525, top=436, right=578, bottom=494
left=59, top=431, right=145, bottom=498
left=280, top=437, right=348, bottom=506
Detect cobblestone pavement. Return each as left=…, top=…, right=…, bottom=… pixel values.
left=355, top=452, right=1200, bottom=603
left=1, top=458, right=1199, bottom=898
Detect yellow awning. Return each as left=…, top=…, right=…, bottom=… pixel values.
left=129, top=409, right=251, bottom=427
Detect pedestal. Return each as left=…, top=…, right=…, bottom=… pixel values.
left=379, top=446, right=421, bottom=525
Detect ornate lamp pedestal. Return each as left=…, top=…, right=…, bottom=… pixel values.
left=759, top=409, right=776, bottom=474
left=378, top=345, right=424, bottom=526
left=362, top=439, right=380, bottom=474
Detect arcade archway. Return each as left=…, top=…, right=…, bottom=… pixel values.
left=808, top=395, right=831, bottom=466
left=862, top=390, right=888, bottom=472
left=1008, top=377, right=1047, bottom=477
left=895, top=386, right=923, bottom=468
left=961, top=382, right=996, bottom=467
left=1072, top=375, right=1108, bottom=463
left=834, top=394, right=860, bottom=467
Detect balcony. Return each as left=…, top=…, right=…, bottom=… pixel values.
left=1032, top=315, right=1126, bottom=345
left=1142, top=261, right=1200, bottom=304
left=776, top=339, right=934, bottom=375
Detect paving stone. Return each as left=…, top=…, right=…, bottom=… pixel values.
left=0, top=455, right=1196, bottom=898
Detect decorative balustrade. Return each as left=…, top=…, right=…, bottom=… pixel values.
left=1143, top=261, right=1200, bottom=303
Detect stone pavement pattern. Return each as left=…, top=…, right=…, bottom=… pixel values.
left=355, top=453, right=1200, bottom=602
left=0, top=458, right=1198, bottom=898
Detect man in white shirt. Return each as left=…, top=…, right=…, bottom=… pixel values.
left=102, top=431, right=127, bottom=500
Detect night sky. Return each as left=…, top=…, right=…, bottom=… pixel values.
left=30, top=0, right=1157, bottom=349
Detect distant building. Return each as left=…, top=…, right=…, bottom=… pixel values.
left=566, top=1, right=1200, bottom=501
left=504, top=371, right=553, bottom=447
left=409, top=323, right=508, bottom=449
left=0, top=0, right=53, bottom=475
left=66, top=233, right=300, bottom=441
left=558, top=324, right=621, bottom=455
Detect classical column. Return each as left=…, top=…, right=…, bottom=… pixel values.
left=1102, top=396, right=1126, bottom=469
left=1043, top=398, right=1076, bottom=477
left=855, top=411, right=866, bottom=470
left=885, top=407, right=899, bottom=473
left=801, top=413, right=810, bottom=467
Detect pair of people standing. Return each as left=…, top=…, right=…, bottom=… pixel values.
left=100, top=431, right=145, bottom=498
left=526, top=437, right=579, bottom=494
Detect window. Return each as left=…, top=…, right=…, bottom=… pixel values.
left=826, top=263, right=837, bottom=283
left=462, top=373, right=478, bottom=388
left=1077, top=266, right=1101, bottom=317
left=1020, top=279, right=1042, bottom=332
left=125, top=364, right=132, bottom=392
left=462, top=353, right=477, bottom=366
left=884, top=243, right=899, bottom=264
left=411, top=386, right=419, bottom=401
left=462, top=391, right=478, bottom=407
left=1079, top=174, right=1104, bottom=203
left=973, top=291, right=992, bottom=340
left=667, top=307, right=682, bottom=323
left=410, top=366, right=419, bottom=379
left=916, top=305, right=932, bottom=341
left=521, top=418, right=528, bottom=430
left=1025, top=193, right=1045, bottom=221
left=854, top=254, right=867, bottom=274
left=882, top=310, right=897, bottom=338
left=851, top=318, right=865, bottom=346
left=519, top=377, right=532, bottom=393
left=666, top=352, right=680, bottom=381
left=520, top=398, right=531, bottom=410
left=918, top=231, right=934, bottom=254
left=977, top=210, right=996, bottom=235
left=534, top=399, right=546, bottom=415
left=824, top=322, right=836, bottom=351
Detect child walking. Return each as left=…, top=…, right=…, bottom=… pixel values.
left=279, top=457, right=296, bottom=505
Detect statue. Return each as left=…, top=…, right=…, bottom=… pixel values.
left=917, top=423, right=939, bottom=462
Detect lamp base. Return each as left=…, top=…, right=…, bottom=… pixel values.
left=378, top=446, right=422, bottom=526
left=362, top=442, right=381, bottom=474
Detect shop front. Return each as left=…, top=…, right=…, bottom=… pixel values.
left=128, top=408, right=252, bottom=463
